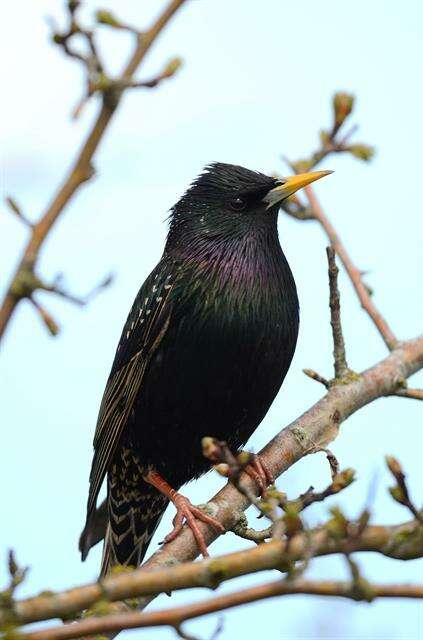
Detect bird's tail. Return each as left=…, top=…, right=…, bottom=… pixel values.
left=100, top=472, right=169, bottom=577
left=79, top=499, right=108, bottom=561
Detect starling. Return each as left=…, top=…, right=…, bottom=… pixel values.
left=79, top=162, right=331, bottom=574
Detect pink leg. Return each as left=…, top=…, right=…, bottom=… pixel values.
left=143, top=470, right=225, bottom=557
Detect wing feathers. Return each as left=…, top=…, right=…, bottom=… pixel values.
left=85, top=261, right=176, bottom=519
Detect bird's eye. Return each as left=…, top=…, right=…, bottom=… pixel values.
left=229, top=197, right=247, bottom=211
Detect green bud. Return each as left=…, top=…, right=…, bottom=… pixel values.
left=292, top=159, right=312, bottom=174
left=332, top=468, right=356, bottom=492
left=332, top=92, right=355, bottom=127
left=385, top=455, right=403, bottom=478
left=52, top=33, right=65, bottom=44
left=326, top=506, right=349, bottom=538
left=163, top=57, right=183, bottom=77
left=348, top=144, right=375, bottom=162
left=95, top=10, right=122, bottom=28
left=325, top=518, right=344, bottom=538
left=389, top=485, right=407, bottom=505
left=8, top=551, right=18, bottom=578
left=357, top=508, right=370, bottom=531
left=282, top=502, right=303, bottom=536
left=40, top=310, right=60, bottom=337
left=266, top=488, right=285, bottom=501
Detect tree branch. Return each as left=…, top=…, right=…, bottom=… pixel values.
left=303, top=368, right=330, bottom=388
left=2, top=518, right=422, bottom=628
left=385, top=456, right=423, bottom=524
left=394, top=388, right=423, bottom=401
left=3, top=331, right=422, bottom=630
left=0, top=0, right=186, bottom=344
left=21, top=577, right=423, bottom=640
left=326, top=246, right=350, bottom=379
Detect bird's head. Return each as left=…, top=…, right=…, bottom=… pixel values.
left=167, top=162, right=331, bottom=249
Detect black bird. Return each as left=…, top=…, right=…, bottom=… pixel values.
left=80, top=162, right=331, bottom=574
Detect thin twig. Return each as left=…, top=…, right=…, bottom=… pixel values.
left=323, top=448, right=340, bottom=479
left=230, top=519, right=273, bottom=543
left=394, top=388, right=423, bottom=401
left=28, top=298, right=60, bottom=336
left=386, top=456, right=423, bottom=523
left=287, top=469, right=355, bottom=513
left=5, top=196, right=33, bottom=227
left=117, top=57, right=182, bottom=89
left=303, top=368, right=329, bottom=388
left=326, top=246, right=349, bottom=379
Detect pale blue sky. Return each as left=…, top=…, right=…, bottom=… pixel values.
left=1, top=1, right=422, bottom=639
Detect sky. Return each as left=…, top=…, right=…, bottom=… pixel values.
left=1, top=1, right=422, bottom=639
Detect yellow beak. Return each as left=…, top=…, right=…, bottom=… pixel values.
left=264, top=170, right=333, bottom=208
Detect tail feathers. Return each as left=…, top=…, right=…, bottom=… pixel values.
left=79, top=499, right=108, bottom=561
left=100, top=476, right=168, bottom=576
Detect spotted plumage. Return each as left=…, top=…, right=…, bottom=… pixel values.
left=80, top=162, right=307, bottom=574
left=101, top=447, right=168, bottom=573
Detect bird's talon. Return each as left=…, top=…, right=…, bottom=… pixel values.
left=164, top=495, right=223, bottom=556
left=244, top=454, right=274, bottom=497
left=143, top=471, right=224, bottom=557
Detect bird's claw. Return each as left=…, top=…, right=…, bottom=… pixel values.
left=244, top=453, right=274, bottom=497
left=161, top=494, right=225, bottom=557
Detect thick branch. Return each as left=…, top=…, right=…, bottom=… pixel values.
left=133, top=336, right=422, bottom=584
left=23, top=577, right=423, bottom=640
left=0, top=0, right=186, bottom=343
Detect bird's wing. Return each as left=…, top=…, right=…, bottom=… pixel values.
left=86, top=259, right=176, bottom=516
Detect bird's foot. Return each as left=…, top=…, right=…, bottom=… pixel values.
left=143, top=470, right=225, bottom=557
left=163, top=494, right=225, bottom=557
left=243, top=453, right=274, bottom=497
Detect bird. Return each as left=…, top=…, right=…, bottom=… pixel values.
left=79, top=162, right=331, bottom=575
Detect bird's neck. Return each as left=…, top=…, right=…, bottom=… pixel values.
left=165, top=216, right=293, bottom=299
